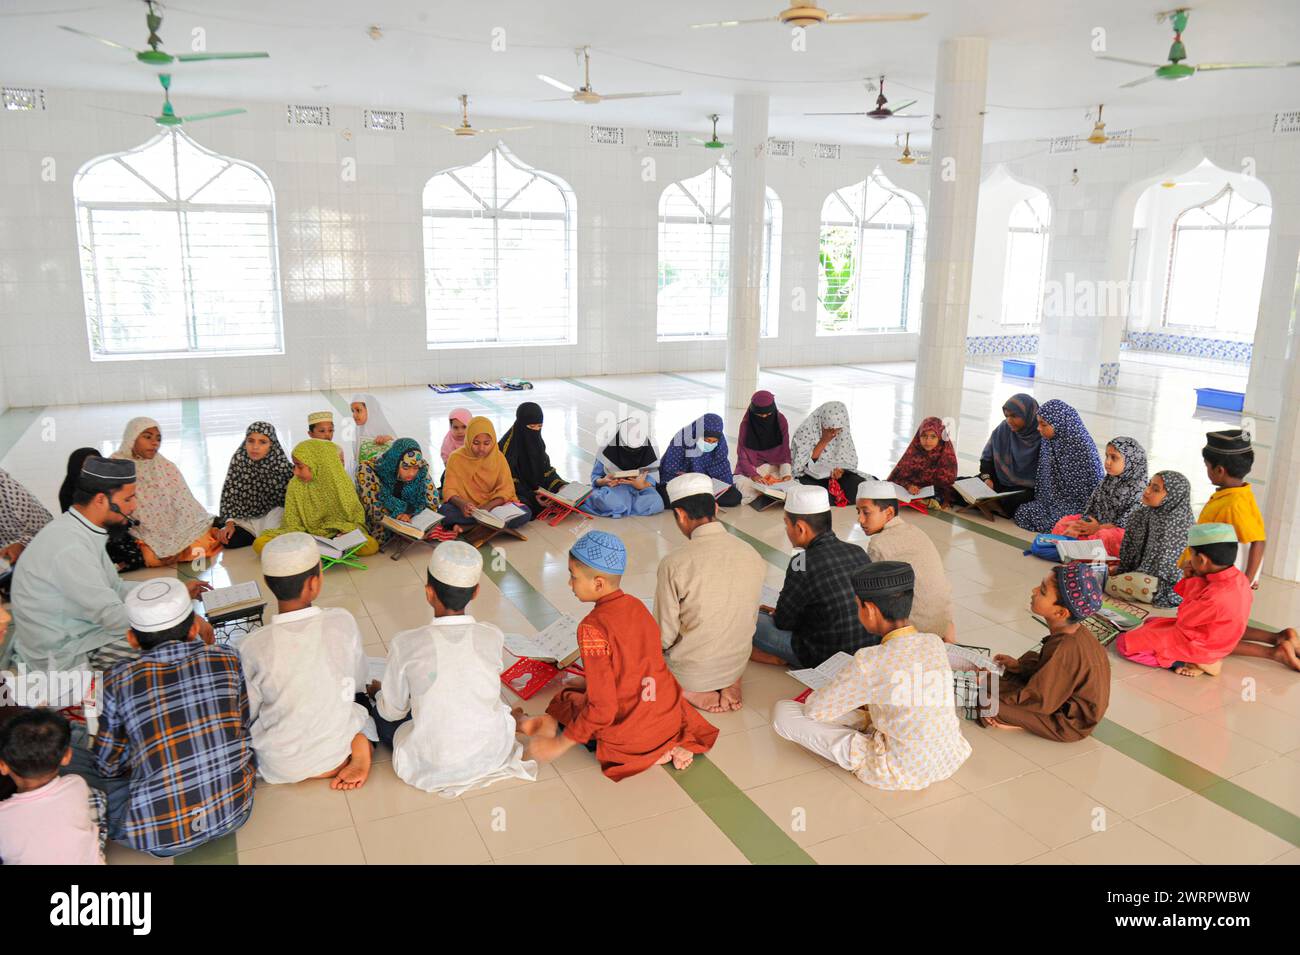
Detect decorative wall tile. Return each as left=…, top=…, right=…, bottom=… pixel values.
left=966, top=334, right=1039, bottom=356
left=1098, top=361, right=1120, bottom=389
left=1123, top=331, right=1252, bottom=364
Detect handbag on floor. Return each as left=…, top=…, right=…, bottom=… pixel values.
left=1024, top=533, right=1073, bottom=562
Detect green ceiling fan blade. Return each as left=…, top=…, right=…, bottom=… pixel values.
left=1120, top=74, right=1160, bottom=88
left=891, top=99, right=917, bottom=113
left=179, top=108, right=247, bottom=123
left=176, top=51, right=270, bottom=62
left=1096, top=55, right=1164, bottom=69
left=58, top=25, right=136, bottom=53
left=1194, top=60, right=1300, bottom=71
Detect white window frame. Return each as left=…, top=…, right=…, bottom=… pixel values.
left=422, top=144, right=577, bottom=348
left=74, top=129, right=283, bottom=361
left=655, top=159, right=782, bottom=340
left=816, top=170, right=924, bottom=335
left=1000, top=194, right=1051, bottom=326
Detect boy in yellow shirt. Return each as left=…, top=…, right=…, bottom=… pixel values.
left=1181, top=429, right=1265, bottom=586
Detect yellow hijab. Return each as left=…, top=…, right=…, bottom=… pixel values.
left=443, top=417, right=516, bottom=507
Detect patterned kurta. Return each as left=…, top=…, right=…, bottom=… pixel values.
left=804, top=627, right=971, bottom=790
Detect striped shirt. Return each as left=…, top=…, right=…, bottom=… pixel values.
left=92, top=639, right=256, bottom=855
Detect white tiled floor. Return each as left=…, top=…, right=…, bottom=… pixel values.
left=4, top=354, right=1297, bottom=865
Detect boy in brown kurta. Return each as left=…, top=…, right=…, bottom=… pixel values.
left=518, top=531, right=719, bottom=780
left=982, top=563, right=1110, bottom=742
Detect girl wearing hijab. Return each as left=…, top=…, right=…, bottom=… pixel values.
left=112, top=417, right=222, bottom=567
left=253, top=439, right=379, bottom=555
left=350, top=394, right=396, bottom=466
left=1012, top=399, right=1104, bottom=534
left=1107, top=471, right=1194, bottom=607
left=440, top=408, right=472, bottom=465
left=887, top=416, right=959, bottom=505
left=356, top=437, right=440, bottom=540
left=1050, top=435, right=1148, bottom=556
left=734, top=390, right=791, bottom=503
left=216, top=422, right=295, bottom=549
left=976, top=393, right=1042, bottom=512
left=583, top=417, right=664, bottom=518
left=440, top=417, right=532, bottom=531
left=790, top=401, right=863, bottom=505
left=659, top=413, right=741, bottom=508
left=58, top=448, right=145, bottom=572
left=499, top=402, right=566, bottom=516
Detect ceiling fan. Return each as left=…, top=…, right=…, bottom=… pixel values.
left=690, top=114, right=729, bottom=149
left=806, top=75, right=928, bottom=120
left=1097, top=7, right=1299, bottom=88
left=439, top=94, right=531, bottom=137
left=895, top=132, right=928, bottom=164
left=91, top=72, right=244, bottom=127
left=538, top=46, right=680, bottom=104
left=1037, top=104, right=1159, bottom=146
left=692, top=5, right=927, bottom=29
left=60, top=0, right=269, bottom=66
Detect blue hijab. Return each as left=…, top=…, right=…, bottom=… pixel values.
left=375, top=437, right=432, bottom=516
left=982, top=393, right=1041, bottom=490
left=1014, top=399, right=1104, bottom=533
left=661, top=413, right=734, bottom=485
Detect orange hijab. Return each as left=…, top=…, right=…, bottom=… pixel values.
left=443, top=416, right=516, bottom=506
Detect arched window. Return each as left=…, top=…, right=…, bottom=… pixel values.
left=1001, top=194, right=1051, bottom=325
left=423, top=145, right=576, bottom=346
left=74, top=129, right=282, bottom=359
left=817, top=171, right=924, bottom=334
left=656, top=159, right=781, bottom=339
left=1164, top=185, right=1270, bottom=337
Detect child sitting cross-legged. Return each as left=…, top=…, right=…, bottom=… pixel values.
left=240, top=532, right=374, bottom=790
left=516, top=531, right=719, bottom=779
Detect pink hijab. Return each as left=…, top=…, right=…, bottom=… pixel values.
left=440, top=408, right=472, bottom=464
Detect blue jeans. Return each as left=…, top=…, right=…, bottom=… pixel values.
left=63, top=724, right=131, bottom=842
left=753, top=612, right=801, bottom=667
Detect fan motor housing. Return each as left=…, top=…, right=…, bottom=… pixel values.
left=779, top=6, right=829, bottom=27
left=1156, top=62, right=1196, bottom=80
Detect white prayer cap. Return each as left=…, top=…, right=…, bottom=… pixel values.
left=856, top=479, right=900, bottom=501
left=784, top=484, right=830, bottom=515
left=261, top=532, right=321, bottom=577
left=126, top=579, right=193, bottom=633
left=666, top=472, right=713, bottom=503
left=429, top=541, right=482, bottom=588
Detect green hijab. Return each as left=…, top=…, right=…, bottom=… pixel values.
left=266, top=439, right=367, bottom=539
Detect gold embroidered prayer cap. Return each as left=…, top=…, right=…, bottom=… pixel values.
left=1204, top=428, right=1251, bottom=454
left=1188, top=522, right=1238, bottom=547
left=261, top=532, right=322, bottom=577
left=666, top=472, right=713, bottom=503
left=126, top=579, right=194, bottom=632
left=428, top=541, right=482, bottom=588
left=307, top=411, right=333, bottom=426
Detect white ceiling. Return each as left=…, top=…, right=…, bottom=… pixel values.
left=2, top=0, right=1297, bottom=146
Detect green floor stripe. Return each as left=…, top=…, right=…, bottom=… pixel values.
left=668, top=756, right=816, bottom=864
left=927, top=506, right=1031, bottom=550
left=762, top=368, right=812, bottom=383
left=664, top=372, right=722, bottom=391
left=561, top=377, right=654, bottom=414
left=174, top=831, right=239, bottom=865
left=719, top=519, right=789, bottom=569
left=0, top=405, right=47, bottom=461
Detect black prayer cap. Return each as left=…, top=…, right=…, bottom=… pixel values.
left=79, top=456, right=135, bottom=490
left=1204, top=428, right=1252, bottom=455
left=852, top=560, right=915, bottom=601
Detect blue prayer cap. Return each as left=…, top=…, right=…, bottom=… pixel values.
left=571, top=530, right=627, bottom=575
left=1053, top=562, right=1103, bottom=619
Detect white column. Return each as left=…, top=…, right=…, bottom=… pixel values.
left=724, top=93, right=770, bottom=418
left=913, top=37, right=988, bottom=430
left=1261, top=245, right=1300, bottom=581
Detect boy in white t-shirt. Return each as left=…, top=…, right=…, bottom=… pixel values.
left=0, top=708, right=104, bottom=865
left=240, top=532, right=373, bottom=790
left=367, top=541, right=536, bottom=797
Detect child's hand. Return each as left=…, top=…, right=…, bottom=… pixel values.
left=831, top=468, right=844, bottom=480
left=366, top=680, right=381, bottom=697
left=629, top=475, right=649, bottom=490
left=196, top=617, right=216, bottom=646
left=396, top=513, right=412, bottom=523
left=993, top=654, right=1019, bottom=671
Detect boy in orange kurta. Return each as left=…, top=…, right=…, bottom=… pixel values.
left=517, top=531, right=718, bottom=780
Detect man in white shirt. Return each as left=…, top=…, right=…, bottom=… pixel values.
left=368, top=541, right=536, bottom=797
left=239, top=533, right=373, bottom=790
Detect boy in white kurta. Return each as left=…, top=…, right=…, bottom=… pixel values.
left=772, top=560, right=970, bottom=791
left=239, top=533, right=373, bottom=790
left=368, top=542, right=536, bottom=797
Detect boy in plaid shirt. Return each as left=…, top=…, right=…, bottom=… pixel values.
left=91, top=578, right=255, bottom=858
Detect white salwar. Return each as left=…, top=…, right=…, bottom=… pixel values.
left=233, top=507, right=285, bottom=538
left=239, top=605, right=371, bottom=784
left=375, top=614, right=537, bottom=797
left=734, top=463, right=793, bottom=504
left=772, top=626, right=971, bottom=791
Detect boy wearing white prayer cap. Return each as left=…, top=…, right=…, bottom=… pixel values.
left=654, top=473, right=766, bottom=713
left=89, top=578, right=256, bottom=857
left=855, top=480, right=956, bottom=642
left=751, top=482, right=871, bottom=669
left=366, top=541, right=537, bottom=796
left=239, top=532, right=373, bottom=791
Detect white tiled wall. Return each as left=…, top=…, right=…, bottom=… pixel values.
left=0, top=87, right=930, bottom=409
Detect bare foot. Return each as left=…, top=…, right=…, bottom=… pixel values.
left=330, top=735, right=373, bottom=790
left=750, top=648, right=789, bottom=666
left=683, top=689, right=724, bottom=713
left=669, top=746, right=695, bottom=770
left=1173, top=660, right=1220, bottom=678
left=1280, top=627, right=1299, bottom=650
left=518, top=712, right=559, bottom=738
left=1272, top=640, right=1300, bottom=673
left=719, top=679, right=743, bottom=712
